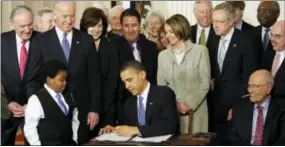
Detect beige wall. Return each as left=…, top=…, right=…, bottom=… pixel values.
left=1, top=1, right=111, bottom=33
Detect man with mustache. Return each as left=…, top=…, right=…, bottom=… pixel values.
left=249, top=1, right=280, bottom=68
left=1, top=5, right=39, bottom=145
left=114, top=8, right=158, bottom=125
left=265, top=20, right=285, bottom=98
left=26, top=1, right=101, bottom=145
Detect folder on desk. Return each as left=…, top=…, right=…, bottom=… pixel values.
left=94, top=133, right=132, bottom=142
left=131, top=134, right=172, bottom=143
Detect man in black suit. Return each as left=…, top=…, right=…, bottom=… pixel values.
left=211, top=70, right=285, bottom=145
left=1, top=5, right=39, bottom=145
left=209, top=3, right=259, bottom=134
left=115, top=8, right=158, bottom=125
left=265, top=20, right=285, bottom=98
left=26, top=1, right=101, bottom=145
left=99, top=61, right=178, bottom=137
left=225, top=1, right=254, bottom=32
left=191, top=1, right=216, bottom=48
left=249, top=1, right=280, bottom=68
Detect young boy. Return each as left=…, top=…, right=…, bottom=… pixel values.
left=24, top=60, right=79, bottom=145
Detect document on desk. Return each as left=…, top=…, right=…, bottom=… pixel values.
left=131, top=134, right=172, bottom=143
left=94, top=133, right=132, bottom=142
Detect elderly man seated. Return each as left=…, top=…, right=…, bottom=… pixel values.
left=211, top=69, right=285, bottom=145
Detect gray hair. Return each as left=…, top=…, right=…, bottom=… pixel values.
left=10, top=5, right=34, bottom=22
left=53, top=1, right=76, bottom=10
left=213, top=2, right=236, bottom=20
left=108, top=5, right=124, bottom=22
left=193, top=1, right=213, bottom=11
left=34, top=7, right=53, bottom=21
left=266, top=73, right=274, bottom=85
left=144, top=10, right=165, bottom=27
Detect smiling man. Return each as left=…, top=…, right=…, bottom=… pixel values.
left=1, top=5, right=39, bottom=145
left=114, top=8, right=158, bottom=125
left=26, top=1, right=101, bottom=145
left=99, top=60, right=178, bottom=137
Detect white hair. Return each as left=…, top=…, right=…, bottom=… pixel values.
left=193, top=1, right=213, bottom=12
left=144, top=10, right=165, bottom=27
left=108, top=5, right=124, bottom=22
left=34, top=7, right=53, bottom=21
left=10, top=5, right=34, bottom=22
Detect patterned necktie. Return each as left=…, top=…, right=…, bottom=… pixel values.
left=56, top=93, right=68, bottom=115
left=271, top=53, right=280, bottom=77
left=253, top=105, right=264, bottom=146
left=263, top=28, right=270, bottom=50
left=138, top=96, right=145, bottom=126
left=198, top=29, right=206, bottom=46
left=218, top=38, right=227, bottom=71
left=19, top=40, right=27, bottom=79
left=62, top=33, right=70, bottom=61
left=132, top=43, right=141, bottom=62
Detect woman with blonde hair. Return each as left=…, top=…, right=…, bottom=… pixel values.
left=157, top=14, right=210, bottom=133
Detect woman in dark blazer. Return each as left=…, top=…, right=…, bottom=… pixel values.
left=80, top=7, right=119, bottom=129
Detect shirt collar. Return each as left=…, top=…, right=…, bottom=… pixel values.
left=55, top=25, right=73, bottom=40
left=138, top=82, right=150, bottom=99
left=276, top=50, right=285, bottom=57
left=197, top=24, right=210, bottom=32
left=254, top=96, right=270, bottom=110
left=15, top=32, right=29, bottom=44
left=235, top=20, right=243, bottom=30
left=262, top=26, right=272, bottom=32
left=44, top=84, right=59, bottom=98
left=221, top=27, right=235, bottom=42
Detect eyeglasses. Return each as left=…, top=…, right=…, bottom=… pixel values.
left=245, top=83, right=268, bottom=89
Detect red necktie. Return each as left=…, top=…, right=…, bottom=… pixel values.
left=19, top=40, right=27, bottom=79
left=271, top=53, right=280, bottom=77
left=253, top=105, right=264, bottom=146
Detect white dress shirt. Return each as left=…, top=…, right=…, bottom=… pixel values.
left=137, top=82, right=150, bottom=112
left=16, top=33, right=30, bottom=65
left=275, top=50, right=285, bottom=70
left=196, top=24, right=211, bottom=44
left=250, top=97, right=270, bottom=144
left=24, top=84, right=79, bottom=145
left=218, top=27, right=235, bottom=66
left=55, top=26, right=73, bottom=47
left=261, top=26, right=272, bottom=42
left=235, top=20, right=243, bottom=30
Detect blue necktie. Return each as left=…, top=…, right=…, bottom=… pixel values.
left=138, top=96, right=145, bottom=126
left=263, top=28, right=270, bottom=50
left=56, top=93, right=68, bottom=115
left=62, top=33, right=70, bottom=61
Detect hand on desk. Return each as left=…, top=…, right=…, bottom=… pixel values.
left=99, top=125, right=139, bottom=137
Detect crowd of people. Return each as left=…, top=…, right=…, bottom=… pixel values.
left=1, top=1, right=285, bottom=146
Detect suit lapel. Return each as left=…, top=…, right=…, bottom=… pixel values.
left=263, top=98, right=277, bottom=145
left=192, top=25, right=197, bottom=43
left=238, top=101, right=254, bottom=142
left=8, top=31, right=22, bottom=81
left=69, top=29, right=81, bottom=68
left=130, top=96, right=139, bottom=125
left=145, top=85, right=154, bottom=124
left=275, top=58, right=285, bottom=79
left=221, top=30, right=238, bottom=74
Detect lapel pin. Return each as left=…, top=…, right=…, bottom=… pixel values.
left=234, top=44, right=236, bottom=47
left=76, top=41, right=80, bottom=44
left=149, top=102, right=153, bottom=105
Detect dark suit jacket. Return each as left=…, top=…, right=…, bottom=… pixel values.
left=240, top=20, right=254, bottom=32
left=26, top=27, right=101, bottom=118
left=1, top=30, right=39, bottom=105
left=212, top=97, right=285, bottom=145
left=97, top=36, right=119, bottom=126
left=263, top=52, right=285, bottom=98
left=124, top=84, right=178, bottom=137
left=209, top=28, right=259, bottom=122
left=191, top=24, right=217, bottom=51
left=107, top=31, right=121, bottom=43
left=248, top=25, right=275, bottom=68
left=116, top=34, right=158, bottom=101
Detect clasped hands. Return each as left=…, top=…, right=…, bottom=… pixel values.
left=8, top=102, right=26, bottom=117
left=99, top=125, right=140, bottom=137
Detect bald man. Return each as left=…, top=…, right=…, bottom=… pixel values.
left=26, top=1, right=101, bottom=144
left=266, top=20, right=285, bottom=98
left=211, top=70, right=285, bottom=145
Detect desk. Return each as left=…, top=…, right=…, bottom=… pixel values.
left=86, top=134, right=209, bottom=146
